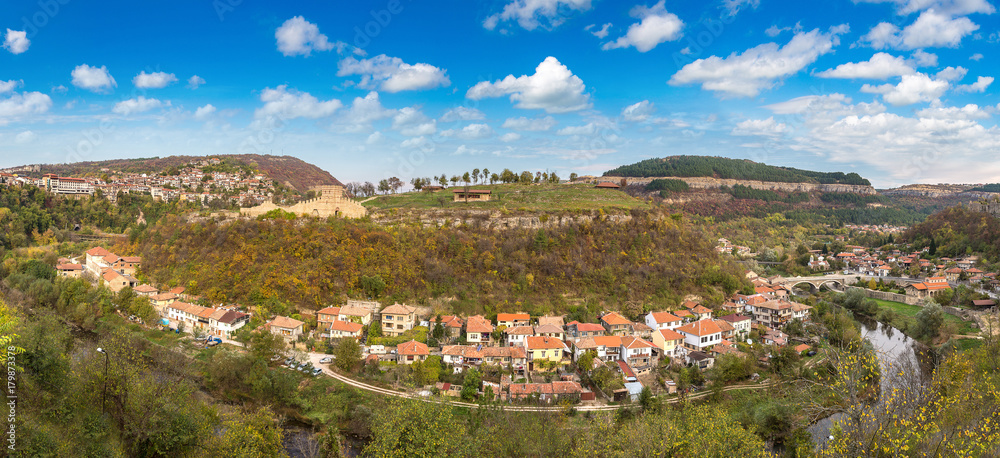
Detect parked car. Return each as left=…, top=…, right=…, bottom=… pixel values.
left=319, top=357, right=332, bottom=364
left=311, top=367, right=323, bottom=376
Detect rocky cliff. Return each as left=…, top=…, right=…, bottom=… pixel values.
left=592, top=176, right=877, bottom=195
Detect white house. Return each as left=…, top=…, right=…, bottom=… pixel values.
left=676, top=320, right=723, bottom=351
left=644, top=311, right=683, bottom=331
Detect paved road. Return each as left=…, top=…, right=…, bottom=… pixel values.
left=305, top=353, right=774, bottom=411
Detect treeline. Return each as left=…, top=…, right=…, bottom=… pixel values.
left=645, top=178, right=690, bottom=194
left=346, top=168, right=563, bottom=198
left=969, top=183, right=1000, bottom=192
left=818, top=192, right=888, bottom=206
left=904, top=206, right=1000, bottom=262
left=126, top=212, right=749, bottom=315
left=604, top=155, right=871, bottom=186
left=0, top=185, right=183, bottom=249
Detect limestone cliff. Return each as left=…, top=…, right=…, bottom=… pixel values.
left=591, top=176, right=877, bottom=195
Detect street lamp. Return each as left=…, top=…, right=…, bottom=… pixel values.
left=96, top=347, right=108, bottom=415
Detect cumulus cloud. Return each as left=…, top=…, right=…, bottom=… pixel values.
left=935, top=66, right=968, bottom=81
left=910, top=50, right=938, bottom=67
left=483, top=0, right=592, bottom=31
left=500, top=132, right=522, bottom=142
left=722, top=0, right=760, bottom=15
left=732, top=117, right=788, bottom=136
left=557, top=123, right=599, bottom=135
left=133, top=71, right=178, bottom=89
left=187, top=75, right=206, bottom=89
left=970, top=53, right=984, bottom=61
left=401, top=136, right=433, bottom=149
left=467, top=56, right=591, bottom=113
left=442, top=123, right=494, bottom=140
left=71, top=64, right=117, bottom=93
left=14, top=131, right=35, bottom=143
left=194, top=104, right=217, bottom=120
left=916, top=104, right=989, bottom=120
left=621, top=100, right=657, bottom=121
left=440, top=106, right=486, bottom=122
left=366, top=131, right=383, bottom=145
left=670, top=26, right=848, bottom=98
left=253, top=85, right=342, bottom=120
left=454, top=145, right=485, bottom=155
left=861, top=73, right=950, bottom=105
left=0, top=91, right=52, bottom=125
left=3, top=29, right=29, bottom=54
left=337, top=92, right=395, bottom=132
left=112, top=96, right=164, bottom=115
left=860, top=10, right=979, bottom=50
left=854, top=0, right=994, bottom=16
left=955, top=76, right=994, bottom=93
left=502, top=115, right=558, bottom=131
left=392, top=107, right=436, bottom=136
left=586, top=23, right=612, bottom=38
left=337, top=55, right=450, bottom=92
left=275, top=16, right=340, bottom=57
left=0, top=80, right=21, bottom=94
left=816, top=52, right=914, bottom=79
left=602, top=1, right=684, bottom=52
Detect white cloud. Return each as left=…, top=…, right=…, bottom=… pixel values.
left=275, top=16, right=338, bottom=57
left=732, top=117, right=788, bottom=136
left=187, top=75, right=206, bottom=89
left=916, top=104, right=989, bottom=120
left=366, top=131, right=383, bottom=145
left=502, top=115, right=558, bottom=131
left=854, top=0, right=995, bottom=15
left=900, top=10, right=979, bottom=49
left=467, top=56, right=591, bottom=113
left=393, top=107, right=430, bottom=127
left=970, top=53, right=984, bottom=61
left=442, top=123, right=494, bottom=139
left=586, top=23, right=612, bottom=38
left=670, top=26, right=848, bottom=97
left=399, top=122, right=437, bottom=136
left=0, top=91, right=51, bottom=125
left=343, top=91, right=395, bottom=126
left=955, top=76, right=994, bottom=93
left=816, top=52, right=914, bottom=79
left=3, top=29, right=29, bottom=54
left=500, top=132, right=522, bottom=142
left=401, top=136, right=433, bottom=149
left=337, top=55, right=450, bottom=92
left=253, top=85, right=342, bottom=120
left=133, top=71, right=178, bottom=89
left=935, top=66, right=968, bottom=81
left=622, top=100, right=657, bottom=121
left=14, top=131, right=35, bottom=143
left=557, top=123, right=599, bottom=135
left=484, top=0, right=593, bottom=31
left=0, top=80, right=21, bottom=94
left=764, top=22, right=802, bottom=37
left=112, top=96, right=164, bottom=115
left=722, top=0, right=760, bottom=16
left=910, top=50, right=938, bottom=67
left=194, top=104, right=217, bottom=120
left=440, top=106, right=486, bottom=122
left=71, top=64, right=117, bottom=93
left=602, top=1, right=684, bottom=52
left=860, top=22, right=902, bottom=49
left=454, top=145, right=485, bottom=155
left=861, top=73, right=950, bottom=105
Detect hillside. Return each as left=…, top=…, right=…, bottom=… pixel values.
left=603, top=155, right=871, bottom=186
left=903, top=206, right=1000, bottom=261
left=31, top=154, right=341, bottom=192
left=362, top=182, right=651, bottom=212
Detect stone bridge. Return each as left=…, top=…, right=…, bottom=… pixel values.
left=779, top=275, right=861, bottom=292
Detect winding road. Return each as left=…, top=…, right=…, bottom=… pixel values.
left=306, top=353, right=774, bottom=412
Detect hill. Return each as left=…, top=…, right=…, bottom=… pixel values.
left=603, top=155, right=871, bottom=186
left=31, top=154, right=341, bottom=192
left=362, top=182, right=650, bottom=212
left=903, top=205, right=1000, bottom=262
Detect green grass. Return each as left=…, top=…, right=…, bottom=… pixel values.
left=362, top=183, right=651, bottom=212
left=873, top=299, right=978, bottom=336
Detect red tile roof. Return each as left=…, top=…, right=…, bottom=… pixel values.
left=397, top=340, right=429, bottom=356
left=677, top=320, right=722, bottom=337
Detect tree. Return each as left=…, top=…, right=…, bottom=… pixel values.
left=210, top=407, right=288, bottom=458
left=638, top=386, right=654, bottom=411
left=912, top=299, right=944, bottom=341
left=364, top=400, right=467, bottom=457
left=490, top=173, right=499, bottom=184
left=410, top=177, right=425, bottom=191
left=461, top=367, right=481, bottom=401
left=482, top=168, right=489, bottom=183
left=377, top=179, right=391, bottom=195
left=472, top=168, right=480, bottom=184
left=333, top=337, right=361, bottom=372
left=359, top=275, right=386, bottom=298
left=246, top=329, right=285, bottom=362
left=577, top=350, right=596, bottom=372
left=437, top=175, right=448, bottom=187
left=412, top=355, right=441, bottom=385
left=569, top=172, right=578, bottom=182
left=928, top=237, right=937, bottom=256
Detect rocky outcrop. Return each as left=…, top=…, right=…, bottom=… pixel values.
left=370, top=209, right=633, bottom=229
left=593, top=176, right=876, bottom=195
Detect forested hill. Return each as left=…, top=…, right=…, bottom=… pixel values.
left=604, top=156, right=871, bottom=186
left=903, top=206, right=1000, bottom=261
left=32, top=154, right=341, bottom=192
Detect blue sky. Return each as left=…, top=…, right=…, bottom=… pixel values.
left=0, top=0, right=997, bottom=187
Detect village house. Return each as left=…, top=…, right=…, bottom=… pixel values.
left=570, top=336, right=622, bottom=361
left=688, top=304, right=713, bottom=321
left=465, top=315, right=494, bottom=345
left=716, top=314, right=752, bottom=339
left=537, top=315, right=564, bottom=328
left=397, top=340, right=429, bottom=364
left=380, top=303, right=418, bottom=337
left=619, top=336, right=656, bottom=373
left=652, top=328, right=686, bottom=358
left=600, top=312, right=632, bottom=335
left=149, top=292, right=178, bottom=311
left=676, top=319, right=723, bottom=352
left=497, top=313, right=530, bottom=328
left=751, top=300, right=794, bottom=327
left=338, top=304, right=374, bottom=325
left=442, top=345, right=483, bottom=366
left=482, top=346, right=527, bottom=371
left=207, top=309, right=250, bottom=338
left=713, top=319, right=737, bottom=340
left=101, top=268, right=138, bottom=293
left=325, top=320, right=364, bottom=340
left=905, top=277, right=952, bottom=299
left=686, top=351, right=715, bottom=370
left=267, top=316, right=305, bottom=341
left=437, top=315, right=465, bottom=340
left=56, top=263, right=84, bottom=278
left=316, top=306, right=341, bottom=328
left=645, top=311, right=683, bottom=331
left=534, top=323, right=565, bottom=340
left=504, top=326, right=534, bottom=347
left=506, top=380, right=584, bottom=403
left=452, top=189, right=492, bottom=202
left=629, top=322, right=654, bottom=340
left=133, top=284, right=158, bottom=297
left=524, top=336, right=565, bottom=365
left=567, top=321, right=606, bottom=338
left=790, top=302, right=813, bottom=322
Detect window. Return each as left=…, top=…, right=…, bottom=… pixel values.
left=384, top=315, right=393, bottom=321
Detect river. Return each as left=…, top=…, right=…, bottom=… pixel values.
left=807, top=317, right=934, bottom=446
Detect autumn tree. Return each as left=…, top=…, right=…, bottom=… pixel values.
left=364, top=400, right=467, bottom=457
left=333, top=337, right=361, bottom=372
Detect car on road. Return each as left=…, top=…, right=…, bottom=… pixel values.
left=319, top=356, right=332, bottom=364
left=311, top=367, right=323, bottom=376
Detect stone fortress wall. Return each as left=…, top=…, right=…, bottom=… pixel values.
left=241, top=185, right=367, bottom=219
